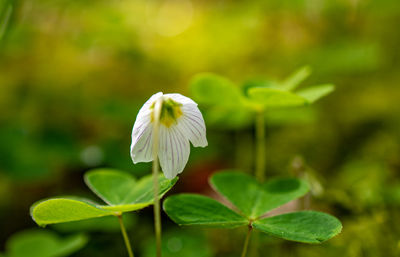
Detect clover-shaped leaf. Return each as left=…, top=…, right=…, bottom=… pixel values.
left=296, top=84, right=335, bottom=103
left=84, top=169, right=137, bottom=205
left=190, top=69, right=335, bottom=129
left=31, top=198, right=114, bottom=226
left=204, top=105, right=253, bottom=129
left=247, top=87, right=307, bottom=109
left=190, top=73, right=243, bottom=107
left=31, top=169, right=178, bottom=226
left=84, top=169, right=177, bottom=212
left=253, top=211, right=342, bottom=243
left=210, top=171, right=309, bottom=219
left=281, top=66, right=312, bottom=91
left=163, top=171, right=342, bottom=244
left=1, top=230, right=87, bottom=257
left=163, top=194, right=248, bottom=228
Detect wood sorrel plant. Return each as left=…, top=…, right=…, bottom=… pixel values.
left=30, top=92, right=207, bottom=257
left=0, top=229, right=87, bottom=257
left=30, top=87, right=341, bottom=257
left=163, top=171, right=342, bottom=257
left=30, top=169, right=178, bottom=257
left=129, top=92, right=208, bottom=257
left=190, top=66, right=335, bottom=181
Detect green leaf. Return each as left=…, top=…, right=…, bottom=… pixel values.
left=163, top=194, right=248, bottom=228
left=247, top=87, right=307, bottom=109
left=253, top=211, right=342, bottom=243
left=123, top=173, right=178, bottom=204
left=261, top=177, right=310, bottom=215
left=31, top=170, right=178, bottom=226
left=93, top=173, right=179, bottom=212
left=84, top=169, right=137, bottom=205
left=296, top=84, right=335, bottom=103
left=210, top=171, right=309, bottom=219
left=242, top=79, right=279, bottom=95
left=204, top=105, right=253, bottom=129
left=5, top=230, right=87, bottom=257
left=190, top=73, right=243, bottom=106
left=281, top=66, right=312, bottom=91
left=31, top=198, right=115, bottom=226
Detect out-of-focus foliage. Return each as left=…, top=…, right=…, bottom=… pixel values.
left=1, top=0, right=400, bottom=256
left=53, top=214, right=136, bottom=233
left=142, top=229, right=214, bottom=257
left=0, top=230, right=87, bottom=257
left=189, top=67, right=334, bottom=129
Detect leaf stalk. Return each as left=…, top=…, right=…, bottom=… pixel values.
left=241, top=225, right=253, bottom=257
left=118, top=215, right=135, bottom=257
left=255, top=110, right=266, bottom=181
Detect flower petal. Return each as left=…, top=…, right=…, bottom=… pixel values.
left=178, top=104, right=208, bottom=147
left=164, top=93, right=197, bottom=106
left=143, top=92, right=164, bottom=110
left=130, top=92, right=163, bottom=163
left=130, top=123, right=154, bottom=163
left=158, top=125, right=190, bottom=179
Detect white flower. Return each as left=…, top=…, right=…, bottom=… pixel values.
left=130, top=92, right=208, bottom=179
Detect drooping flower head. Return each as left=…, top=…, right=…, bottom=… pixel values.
left=130, top=92, right=207, bottom=179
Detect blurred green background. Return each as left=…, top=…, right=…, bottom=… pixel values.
left=1, top=0, right=400, bottom=256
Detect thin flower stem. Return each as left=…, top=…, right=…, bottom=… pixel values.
left=152, top=98, right=163, bottom=257
left=118, top=215, right=134, bottom=257
left=255, top=110, right=266, bottom=182
left=241, top=226, right=253, bottom=257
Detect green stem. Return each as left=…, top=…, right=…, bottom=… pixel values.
left=255, top=110, right=266, bottom=182
left=252, top=110, right=265, bottom=257
left=241, top=226, right=252, bottom=257
left=152, top=98, right=163, bottom=257
left=118, top=215, right=134, bottom=257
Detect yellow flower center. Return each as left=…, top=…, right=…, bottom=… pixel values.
left=151, top=98, right=183, bottom=127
